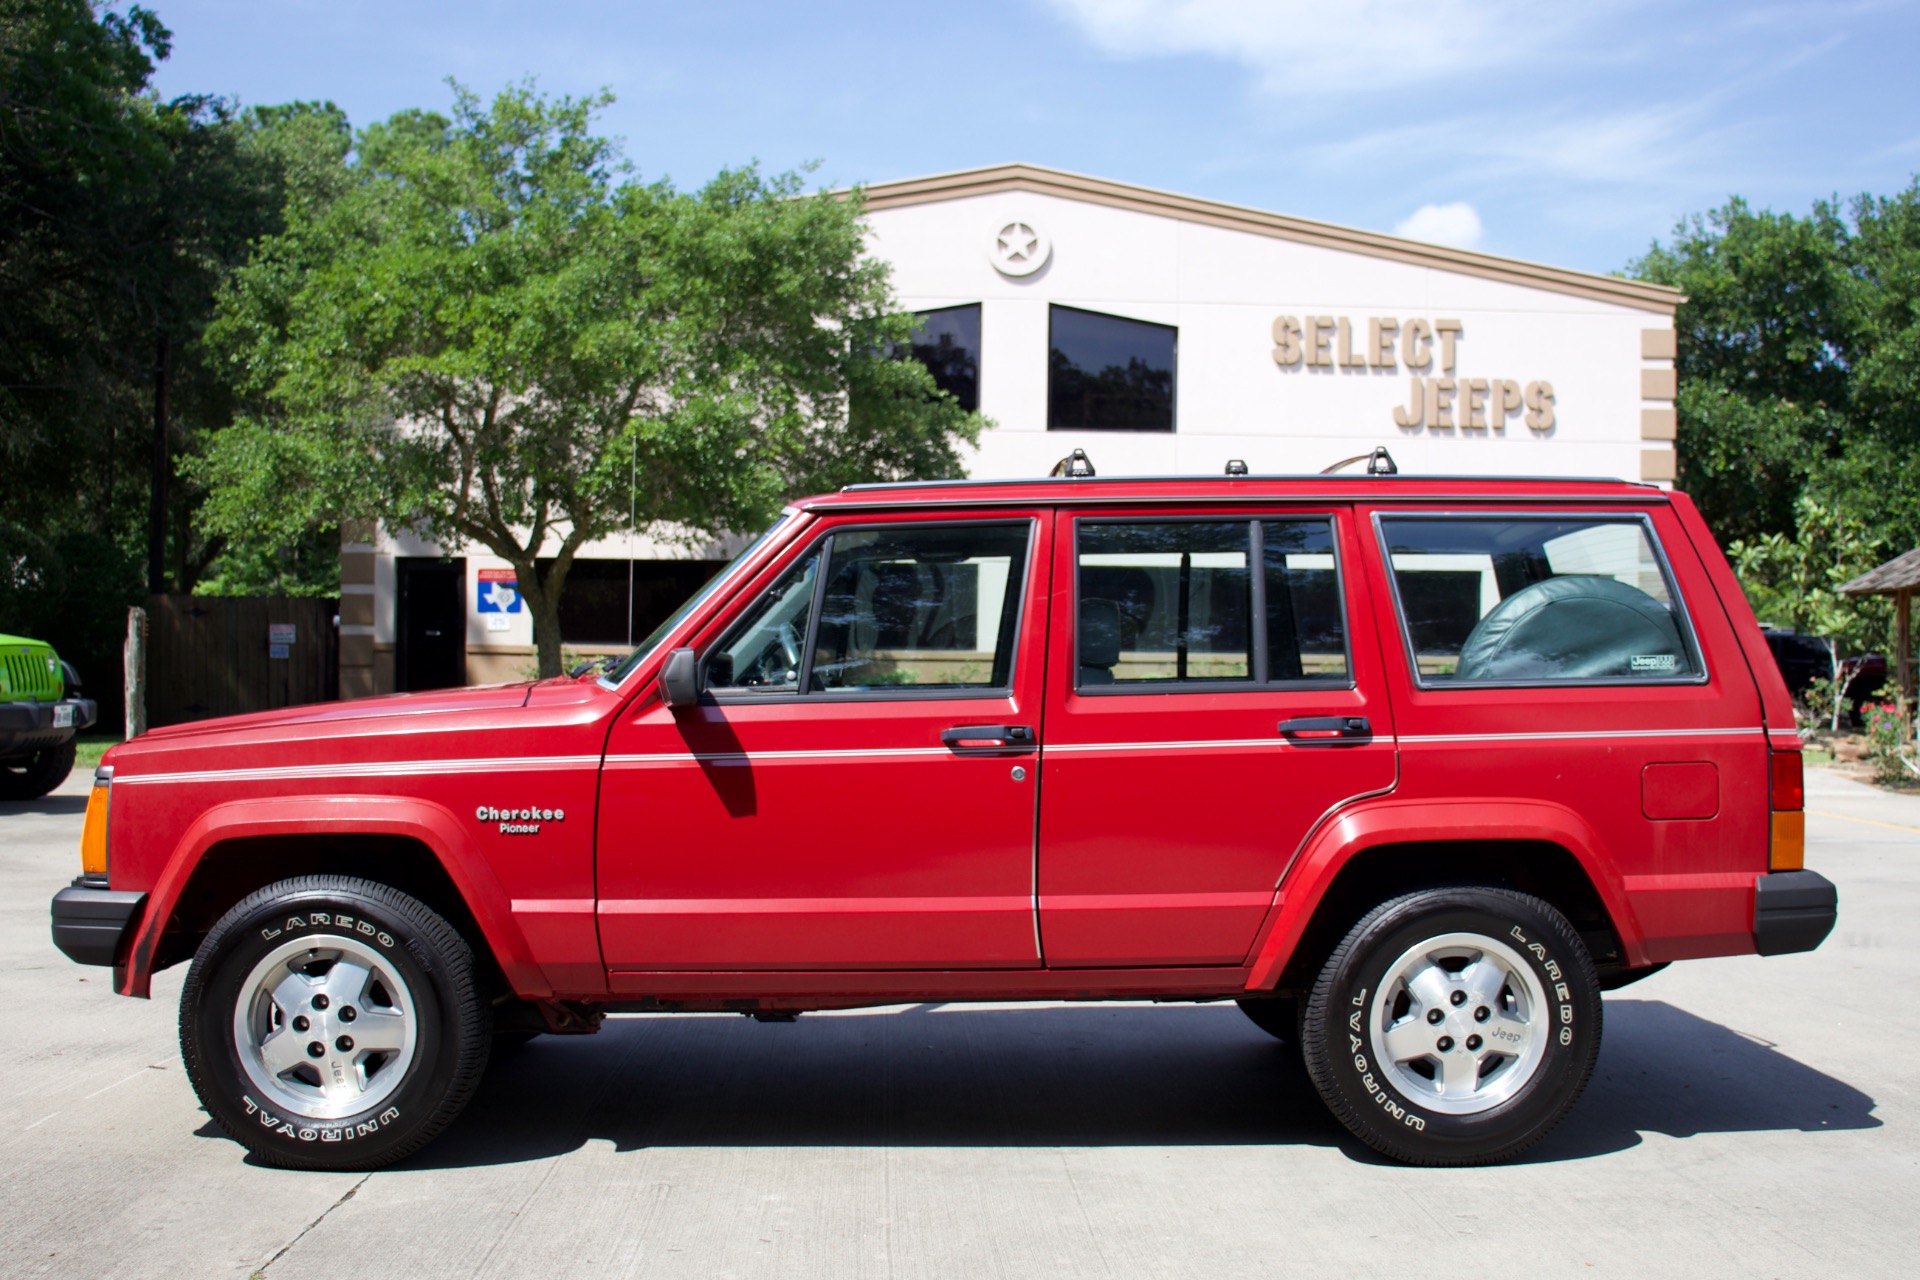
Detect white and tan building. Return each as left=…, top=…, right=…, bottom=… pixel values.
left=339, top=163, right=1681, bottom=695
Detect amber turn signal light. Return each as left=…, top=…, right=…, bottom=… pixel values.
left=1770, top=810, right=1805, bottom=872
left=79, top=777, right=110, bottom=877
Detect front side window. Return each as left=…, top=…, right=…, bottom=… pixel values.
left=1048, top=305, right=1176, bottom=431
left=706, top=544, right=823, bottom=693
left=1077, top=518, right=1349, bottom=689
left=1380, top=515, right=1702, bottom=685
left=708, top=522, right=1032, bottom=697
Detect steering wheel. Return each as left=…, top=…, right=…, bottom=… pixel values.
left=742, top=622, right=804, bottom=687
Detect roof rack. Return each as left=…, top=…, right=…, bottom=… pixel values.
left=1048, top=448, right=1097, bottom=478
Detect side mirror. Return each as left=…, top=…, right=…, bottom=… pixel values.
left=660, top=647, right=700, bottom=708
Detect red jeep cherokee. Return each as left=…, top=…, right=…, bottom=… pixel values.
left=50, top=468, right=1837, bottom=1169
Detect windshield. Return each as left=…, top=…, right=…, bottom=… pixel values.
left=597, top=515, right=794, bottom=687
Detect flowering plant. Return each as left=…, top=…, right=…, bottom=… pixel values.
left=1863, top=701, right=1915, bottom=784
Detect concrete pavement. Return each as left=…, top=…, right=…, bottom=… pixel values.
left=3, top=766, right=1915, bottom=1279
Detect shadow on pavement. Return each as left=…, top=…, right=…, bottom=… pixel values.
left=0, top=794, right=90, bottom=817
left=392, top=997, right=1875, bottom=1171
left=1532, top=998, right=1880, bottom=1161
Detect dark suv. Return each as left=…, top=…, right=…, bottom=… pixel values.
left=1761, top=627, right=1887, bottom=724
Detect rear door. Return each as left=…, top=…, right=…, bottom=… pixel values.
left=1364, top=502, right=1766, bottom=963
left=597, top=510, right=1051, bottom=972
left=1035, top=504, right=1398, bottom=967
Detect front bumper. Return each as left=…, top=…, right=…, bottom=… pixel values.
left=0, top=697, right=98, bottom=756
left=51, top=877, right=146, bottom=967
left=1753, top=870, right=1838, bottom=956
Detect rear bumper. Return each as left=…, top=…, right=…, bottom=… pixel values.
left=0, top=697, right=97, bottom=755
left=1753, top=870, right=1837, bottom=956
left=51, top=877, right=146, bottom=968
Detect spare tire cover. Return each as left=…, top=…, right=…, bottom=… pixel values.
left=1454, top=575, right=1687, bottom=681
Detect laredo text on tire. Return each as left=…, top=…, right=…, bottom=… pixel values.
left=179, top=875, right=490, bottom=1171
left=1300, top=886, right=1601, bottom=1166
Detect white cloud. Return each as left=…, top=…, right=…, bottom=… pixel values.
left=1393, top=202, right=1484, bottom=249
left=1041, top=0, right=1599, bottom=94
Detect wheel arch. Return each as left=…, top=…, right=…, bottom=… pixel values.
left=1246, top=798, right=1649, bottom=995
left=117, top=796, right=548, bottom=1001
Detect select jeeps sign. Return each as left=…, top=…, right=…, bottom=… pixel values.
left=1270, top=313, right=1556, bottom=435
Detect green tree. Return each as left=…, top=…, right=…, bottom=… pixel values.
left=1728, top=493, right=1891, bottom=730
left=197, top=83, right=982, bottom=676
left=1, top=2, right=301, bottom=704
left=1630, top=181, right=1920, bottom=553
left=1629, top=197, right=1853, bottom=544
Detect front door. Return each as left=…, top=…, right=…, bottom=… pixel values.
left=598, top=512, right=1051, bottom=972
left=1036, top=506, right=1398, bottom=966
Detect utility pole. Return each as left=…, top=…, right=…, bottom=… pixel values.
left=147, top=334, right=170, bottom=595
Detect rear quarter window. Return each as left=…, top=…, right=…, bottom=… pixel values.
left=1377, top=514, right=1704, bottom=687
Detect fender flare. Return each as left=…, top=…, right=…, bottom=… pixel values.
left=1243, top=796, right=1648, bottom=991
left=116, top=794, right=549, bottom=1000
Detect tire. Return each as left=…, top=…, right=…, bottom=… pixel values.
left=1300, top=886, right=1601, bottom=1166
left=180, top=876, right=490, bottom=1171
left=0, top=739, right=76, bottom=800
left=1235, top=996, right=1298, bottom=1043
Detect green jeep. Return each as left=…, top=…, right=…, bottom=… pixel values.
left=0, top=634, right=97, bottom=799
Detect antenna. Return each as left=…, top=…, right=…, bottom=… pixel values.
left=1320, top=446, right=1399, bottom=476
left=625, top=434, right=637, bottom=651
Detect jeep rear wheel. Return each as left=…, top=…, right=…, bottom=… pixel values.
left=0, top=739, right=76, bottom=800
left=1300, top=886, right=1601, bottom=1166
left=180, top=875, right=489, bottom=1171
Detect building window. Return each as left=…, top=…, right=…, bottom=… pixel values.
left=1048, top=304, right=1176, bottom=432
left=907, top=304, right=981, bottom=412
left=540, top=558, right=729, bottom=647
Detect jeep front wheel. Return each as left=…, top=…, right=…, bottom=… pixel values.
left=180, top=875, right=490, bottom=1171
left=1300, top=886, right=1601, bottom=1166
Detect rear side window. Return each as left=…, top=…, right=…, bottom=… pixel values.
left=1076, top=517, right=1349, bottom=690
left=1378, top=515, right=1703, bottom=685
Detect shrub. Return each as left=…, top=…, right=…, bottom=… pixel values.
left=1863, top=701, right=1915, bottom=784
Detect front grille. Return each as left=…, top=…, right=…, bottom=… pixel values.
left=1, top=650, right=61, bottom=700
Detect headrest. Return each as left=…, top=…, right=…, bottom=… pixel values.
left=1080, top=598, right=1122, bottom=669
left=1456, top=575, right=1686, bottom=681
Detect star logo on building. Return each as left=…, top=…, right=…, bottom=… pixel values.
left=989, top=219, right=1051, bottom=277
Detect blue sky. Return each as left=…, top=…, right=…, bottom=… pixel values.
left=147, top=0, right=1920, bottom=276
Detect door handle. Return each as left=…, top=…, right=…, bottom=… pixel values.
left=1278, top=715, right=1372, bottom=744
left=941, top=724, right=1038, bottom=752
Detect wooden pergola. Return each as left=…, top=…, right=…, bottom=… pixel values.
left=1842, top=548, right=1920, bottom=703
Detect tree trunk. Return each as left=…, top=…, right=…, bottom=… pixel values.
left=525, top=570, right=565, bottom=678
left=509, top=553, right=574, bottom=679
left=1827, top=638, right=1843, bottom=734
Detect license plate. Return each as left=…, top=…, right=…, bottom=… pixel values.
left=52, top=705, right=73, bottom=728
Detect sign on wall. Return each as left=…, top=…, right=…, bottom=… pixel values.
left=1271, top=314, right=1556, bottom=434
left=477, top=568, right=521, bottom=633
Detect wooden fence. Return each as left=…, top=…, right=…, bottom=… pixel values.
left=146, top=595, right=339, bottom=727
